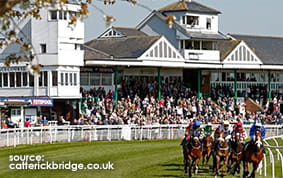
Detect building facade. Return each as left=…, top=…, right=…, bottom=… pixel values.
left=0, top=2, right=84, bottom=124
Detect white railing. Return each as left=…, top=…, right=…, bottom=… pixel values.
left=0, top=124, right=282, bottom=147
left=1, top=124, right=283, bottom=177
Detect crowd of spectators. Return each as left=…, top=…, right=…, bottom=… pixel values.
left=77, top=78, right=283, bottom=126
left=2, top=78, right=283, bottom=129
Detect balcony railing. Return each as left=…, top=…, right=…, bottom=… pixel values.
left=211, top=81, right=283, bottom=91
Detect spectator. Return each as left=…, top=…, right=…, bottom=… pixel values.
left=41, top=116, right=49, bottom=126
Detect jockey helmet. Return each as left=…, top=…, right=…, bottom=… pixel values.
left=255, top=122, right=262, bottom=127
left=223, top=120, right=229, bottom=126
left=194, top=121, right=201, bottom=127
left=189, top=122, right=193, bottom=126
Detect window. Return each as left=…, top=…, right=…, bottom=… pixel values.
left=202, top=41, right=213, bottom=50
left=16, top=72, right=21, bottom=87
left=90, top=73, right=100, bottom=85
left=61, top=73, right=64, bottom=85
left=206, top=18, right=211, bottom=30
left=80, top=73, right=89, bottom=85
left=3, top=73, right=8, bottom=87
left=52, top=71, right=58, bottom=86
left=70, top=73, right=73, bottom=85
left=182, top=15, right=199, bottom=26
left=23, top=72, right=28, bottom=86
left=65, top=73, right=68, bottom=85
left=10, top=72, right=15, bottom=87
left=59, top=11, right=67, bottom=20
left=40, top=44, right=46, bottom=53
left=74, top=73, right=77, bottom=85
left=29, top=73, right=34, bottom=86
left=50, top=11, right=57, bottom=20
left=102, top=73, right=112, bottom=85
left=39, top=72, right=43, bottom=86
left=185, top=41, right=193, bottom=49
left=194, top=41, right=201, bottom=50
left=44, top=71, right=48, bottom=86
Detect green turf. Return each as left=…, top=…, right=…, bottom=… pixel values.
left=0, top=139, right=282, bottom=178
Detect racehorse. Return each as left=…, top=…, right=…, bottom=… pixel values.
left=202, top=134, right=213, bottom=166
left=242, top=131, right=264, bottom=178
left=228, top=132, right=244, bottom=175
left=183, top=137, right=203, bottom=177
left=213, top=131, right=230, bottom=176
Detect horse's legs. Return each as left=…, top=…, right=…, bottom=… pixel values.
left=221, top=154, right=229, bottom=176
left=243, top=160, right=247, bottom=178
left=188, top=158, right=194, bottom=178
left=215, top=155, right=220, bottom=175
left=195, top=158, right=200, bottom=174
left=206, top=149, right=211, bottom=165
left=250, top=162, right=258, bottom=178
left=202, top=151, right=205, bottom=166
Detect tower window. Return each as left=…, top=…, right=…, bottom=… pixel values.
left=40, top=44, right=47, bottom=53
left=50, top=11, right=57, bottom=20
left=207, top=18, right=211, bottom=30
left=182, top=15, right=199, bottom=26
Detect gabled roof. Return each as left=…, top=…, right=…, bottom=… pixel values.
left=217, top=40, right=241, bottom=61
left=230, top=34, right=283, bottom=65
left=85, top=36, right=161, bottom=59
left=112, top=27, right=147, bottom=37
left=98, top=27, right=147, bottom=39
left=137, top=11, right=227, bottom=40
left=158, top=0, right=221, bottom=14
left=217, top=40, right=262, bottom=64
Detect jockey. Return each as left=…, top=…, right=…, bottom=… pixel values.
left=191, top=120, right=203, bottom=138
left=249, top=122, right=265, bottom=141
left=244, top=121, right=266, bottom=153
left=188, top=120, right=203, bottom=148
left=213, top=120, right=232, bottom=151
left=203, top=122, right=214, bottom=136
left=180, top=122, right=193, bottom=146
left=215, top=120, right=233, bottom=140
left=231, top=121, right=246, bottom=143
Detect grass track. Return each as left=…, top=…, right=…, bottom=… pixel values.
left=0, top=139, right=282, bottom=178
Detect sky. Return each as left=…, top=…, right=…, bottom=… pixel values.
left=84, top=0, right=283, bottom=41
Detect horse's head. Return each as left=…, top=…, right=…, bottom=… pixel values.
left=255, top=131, right=263, bottom=149
left=235, top=132, right=241, bottom=142
left=192, top=137, right=201, bottom=146
left=217, top=132, right=225, bottom=145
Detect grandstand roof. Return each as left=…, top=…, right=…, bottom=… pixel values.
left=84, top=36, right=161, bottom=59
left=230, top=34, right=283, bottom=65
left=216, top=40, right=241, bottom=61
left=158, top=0, right=221, bottom=14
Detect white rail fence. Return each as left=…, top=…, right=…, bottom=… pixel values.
left=0, top=124, right=283, bottom=147
left=1, top=124, right=283, bottom=177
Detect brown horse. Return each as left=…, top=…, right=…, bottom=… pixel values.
left=202, top=134, right=213, bottom=166
left=183, top=136, right=203, bottom=177
left=228, top=132, right=244, bottom=175
left=213, top=131, right=230, bottom=176
left=242, top=131, right=264, bottom=178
